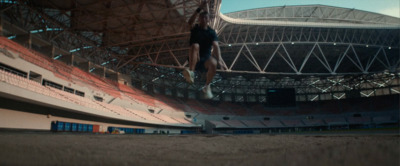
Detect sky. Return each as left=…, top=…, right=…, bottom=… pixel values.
left=220, top=0, right=400, bottom=18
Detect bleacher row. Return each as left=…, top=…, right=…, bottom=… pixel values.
left=208, top=116, right=397, bottom=128
left=3, top=67, right=396, bottom=129
left=0, top=69, right=192, bottom=125
left=0, top=36, right=398, bottom=126
left=0, top=36, right=270, bottom=125
left=0, top=36, right=265, bottom=116
left=0, top=37, right=204, bottom=114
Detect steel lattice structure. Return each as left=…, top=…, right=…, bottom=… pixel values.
left=214, top=5, right=400, bottom=75
left=0, top=0, right=399, bottom=102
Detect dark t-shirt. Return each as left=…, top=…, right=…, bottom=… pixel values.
left=190, top=24, right=218, bottom=62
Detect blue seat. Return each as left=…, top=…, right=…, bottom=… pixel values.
left=64, top=122, right=71, bottom=131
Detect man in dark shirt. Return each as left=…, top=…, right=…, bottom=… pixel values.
left=183, top=0, right=227, bottom=99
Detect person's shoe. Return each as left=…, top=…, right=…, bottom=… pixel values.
left=182, top=68, right=194, bottom=84
left=202, top=85, right=214, bottom=99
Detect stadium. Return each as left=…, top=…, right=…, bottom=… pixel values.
left=0, top=0, right=399, bottom=165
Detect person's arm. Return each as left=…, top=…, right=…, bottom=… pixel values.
left=188, top=8, right=200, bottom=28
left=212, top=41, right=228, bottom=70
left=188, top=0, right=208, bottom=29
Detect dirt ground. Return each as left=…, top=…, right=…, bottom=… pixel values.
left=0, top=132, right=398, bottom=166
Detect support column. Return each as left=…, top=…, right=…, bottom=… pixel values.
left=77, top=61, right=90, bottom=72
left=30, top=34, right=52, bottom=58
left=55, top=47, right=73, bottom=65
left=105, top=69, right=118, bottom=82
left=59, top=54, right=73, bottom=65
left=118, top=73, right=132, bottom=86
left=14, top=34, right=30, bottom=48
left=39, top=45, right=54, bottom=59
left=90, top=64, right=105, bottom=78
left=184, top=89, right=189, bottom=99
left=0, top=15, right=3, bottom=36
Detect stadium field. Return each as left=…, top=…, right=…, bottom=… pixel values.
left=0, top=131, right=398, bottom=166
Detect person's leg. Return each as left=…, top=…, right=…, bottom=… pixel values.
left=183, top=44, right=200, bottom=84
left=189, top=44, right=200, bottom=71
left=204, top=56, right=217, bottom=85
left=202, top=56, right=217, bottom=99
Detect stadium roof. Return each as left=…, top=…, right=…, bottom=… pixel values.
left=2, top=1, right=398, bottom=74
left=223, top=5, right=400, bottom=25
left=220, top=5, right=400, bottom=29
left=212, top=5, right=399, bottom=75
left=1, top=0, right=399, bottom=101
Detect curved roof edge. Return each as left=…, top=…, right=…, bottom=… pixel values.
left=219, top=4, right=400, bottom=29
left=219, top=12, right=400, bottom=29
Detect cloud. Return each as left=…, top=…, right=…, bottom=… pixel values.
left=378, top=7, right=400, bottom=18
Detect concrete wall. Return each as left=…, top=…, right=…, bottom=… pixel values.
left=118, top=73, right=132, bottom=86
left=0, top=41, right=197, bottom=130
left=0, top=108, right=152, bottom=131
left=0, top=49, right=118, bottom=103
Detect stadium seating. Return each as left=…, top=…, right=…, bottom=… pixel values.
left=319, top=100, right=342, bottom=114
left=173, top=98, right=199, bottom=113
left=0, top=68, right=187, bottom=125
left=0, top=37, right=124, bottom=98
left=119, top=84, right=157, bottom=107
left=324, top=117, right=348, bottom=126
left=241, top=120, right=267, bottom=128
left=185, top=99, right=212, bottom=114
left=156, top=114, right=189, bottom=124
left=370, top=95, right=398, bottom=112
left=372, top=116, right=397, bottom=124
left=302, top=119, right=326, bottom=126
left=281, top=119, right=306, bottom=127
left=0, top=65, right=397, bottom=129
left=207, top=120, right=230, bottom=128
left=223, top=120, right=247, bottom=128
left=152, top=94, right=185, bottom=112
left=261, top=120, right=284, bottom=128
left=218, top=102, right=247, bottom=116
left=198, top=102, right=229, bottom=115
left=347, top=117, right=372, bottom=125
left=297, top=102, right=319, bottom=114
left=156, top=95, right=192, bottom=112
left=1, top=36, right=398, bottom=130
left=249, top=103, right=268, bottom=115
left=169, top=116, right=193, bottom=124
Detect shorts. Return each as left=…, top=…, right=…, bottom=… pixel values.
left=195, top=54, right=211, bottom=73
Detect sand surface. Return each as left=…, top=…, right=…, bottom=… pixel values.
left=0, top=132, right=398, bottom=166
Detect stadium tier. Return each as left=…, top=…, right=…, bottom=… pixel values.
left=1, top=35, right=399, bottom=133
left=0, top=1, right=399, bottom=134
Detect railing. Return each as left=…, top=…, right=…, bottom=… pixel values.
left=0, top=70, right=193, bottom=125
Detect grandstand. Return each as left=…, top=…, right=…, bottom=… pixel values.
left=0, top=0, right=399, bottom=135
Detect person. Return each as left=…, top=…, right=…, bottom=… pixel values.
left=182, top=0, right=227, bottom=99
